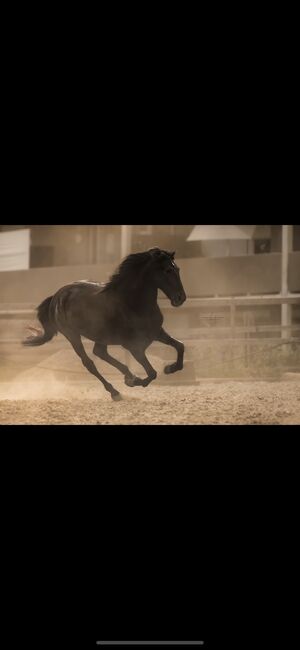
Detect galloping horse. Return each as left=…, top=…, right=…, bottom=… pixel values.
left=23, top=247, right=186, bottom=400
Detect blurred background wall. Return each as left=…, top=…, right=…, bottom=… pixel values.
left=0, top=224, right=299, bottom=303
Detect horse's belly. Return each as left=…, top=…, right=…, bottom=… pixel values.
left=79, top=327, right=121, bottom=345
left=75, top=308, right=163, bottom=346
left=80, top=325, right=157, bottom=348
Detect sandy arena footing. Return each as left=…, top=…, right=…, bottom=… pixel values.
left=0, top=377, right=299, bottom=425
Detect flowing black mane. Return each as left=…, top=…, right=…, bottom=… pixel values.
left=103, top=248, right=173, bottom=291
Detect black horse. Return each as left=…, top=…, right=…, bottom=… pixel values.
left=23, top=247, right=186, bottom=400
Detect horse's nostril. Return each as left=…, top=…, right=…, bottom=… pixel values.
left=174, top=294, right=184, bottom=305
left=172, top=292, right=185, bottom=306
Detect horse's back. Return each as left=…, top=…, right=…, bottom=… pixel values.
left=49, top=281, right=108, bottom=334
left=49, top=279, right=163, bottom=346
left=52, top=280, right=105, bottom=302
left=65, top=280, right=105, bottom=292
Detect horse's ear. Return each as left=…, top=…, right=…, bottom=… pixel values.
left=149, top=247, right=162, bottom=257
left=169, top=251, right=175, bottom=259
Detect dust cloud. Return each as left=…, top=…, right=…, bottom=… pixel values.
left=0, top=373, right=82, bottom=401
left=1, top=367, right=300, bottom=425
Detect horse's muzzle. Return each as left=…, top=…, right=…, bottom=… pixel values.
left=171, top=293, right=186, bottom=307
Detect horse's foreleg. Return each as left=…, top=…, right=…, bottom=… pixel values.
left=93, top=343, right=137, bottom=386
left=126, top=346, right=157, bottom=387
left=64, top=332, right=122, bottom=400
left=155, top=328, right=184, bottom=374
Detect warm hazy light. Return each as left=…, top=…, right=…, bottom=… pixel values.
left=0, top=225, right=299, bottom=425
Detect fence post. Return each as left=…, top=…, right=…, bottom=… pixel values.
left=230, top=302, right=236, bottom=371
left=281, top=225, right=293, bottom=355
left=230, top=302, right=236, bottom=336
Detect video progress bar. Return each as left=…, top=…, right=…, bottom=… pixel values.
left=96, top=643, right=204, bottom=646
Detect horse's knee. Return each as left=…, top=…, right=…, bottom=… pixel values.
left=177, top=341, right=184, bottom=355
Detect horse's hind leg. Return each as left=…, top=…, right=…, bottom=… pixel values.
left=93, top=343, right=143, bottom=388
left=64, top=332, right=122, bottom=401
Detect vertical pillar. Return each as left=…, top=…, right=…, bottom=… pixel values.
left=230, top=302, right=236, bottom=337
left=88, top=226, right=94, bottom=264
left=281, top=225, right=293, bottom=343
left=121, top=225, right=132, bottom=260
left=230, top=301, right=236, bottom=370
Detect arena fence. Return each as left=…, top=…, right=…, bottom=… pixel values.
left=1, top=295, right=300, bottom=381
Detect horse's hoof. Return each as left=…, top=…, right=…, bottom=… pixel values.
left=125, top=374, right=136, bottom=387
left=125, top=374, right=144, bottom=387
left=164, top=363, right=183, bottom=375
left=111, top=392, right=122, bottom=401
left=164, top=364, right=177, bottom=375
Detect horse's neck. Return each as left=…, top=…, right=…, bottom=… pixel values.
left=124, top=282, right=158, bottom=312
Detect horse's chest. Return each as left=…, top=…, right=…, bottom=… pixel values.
left=125, top=310, right=163, bottom=340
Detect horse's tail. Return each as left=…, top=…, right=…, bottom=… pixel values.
left=22, top=296, right=57, bottom=346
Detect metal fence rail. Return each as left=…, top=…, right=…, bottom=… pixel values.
left=1, top=293, right=300, bottom=314
left=1, top=297, right=300, bottom=375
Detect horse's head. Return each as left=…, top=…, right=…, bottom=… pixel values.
left=148, top=248, right=186, bottom=307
